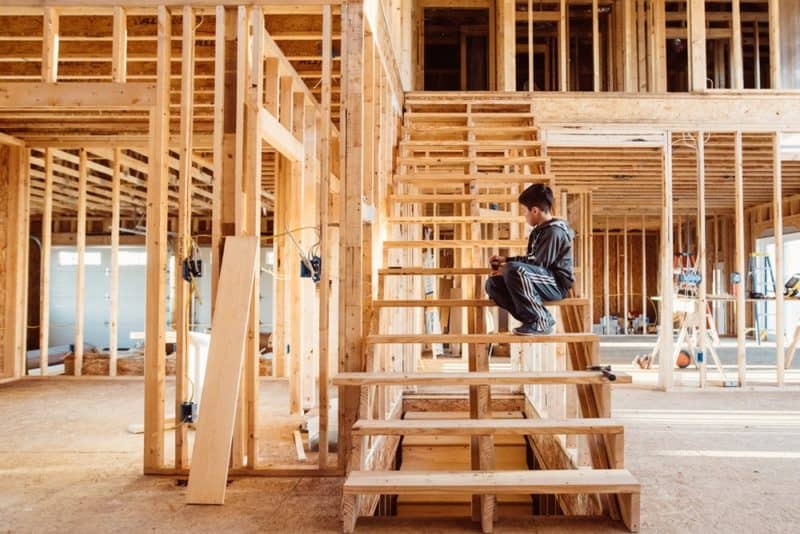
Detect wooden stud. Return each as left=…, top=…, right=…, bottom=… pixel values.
left=175, top=4, right=196, bottom=471
left=641, top=215, right=646, bottom=333
left=74, top=149, right=87, bottom=377
left=604, top=217, right=610, bottom=334
left=731, top=0, right=743, bottom=90
left=696, top=132, right=707, bottom=388
left=112, top=7, right=127, bottom=83
left=340, top=0, right=365, bottom=472
left=689, top=0, right=706, bottom=92
left=42, top=7, right=59, bottom=83
left=593, top=0, right=600, bottom=92
left=527, top=0, right=533, bottom=91
left=658, top=131, right=674, bottom=391
left=109, top=148, right=121, bottom=377
left=318, top=3, right=333, bottom=468
left=211, top=6, right=226, bottom=307
left=39, top=148, right=54, bottom=377
left=768, top=0, right=781, bottom=90
left=623, top=216, right=628, bottom=334
left=143, top=5, right=171, bottom=472
left=734, top=131, right=746, bottom=387
left=754, top=21, right=761, bottom=89
left=623, top=0, right=635, bottom=91
left=559, top=0, right=567, bottom=92
left=773, top=132, right=784, bottom=386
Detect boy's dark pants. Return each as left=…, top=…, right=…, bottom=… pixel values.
left=485, top=261, right=565, bottom=330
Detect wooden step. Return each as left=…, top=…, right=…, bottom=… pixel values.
left=332, top=370, right=630, bottom=386
left=404, top=112, right=535, bottom=119
left=400, top=140, right=542, bottom=148
left=352, top=418, right=624, bottom=436
left=394, top=175, right=551, bottom=185
left=391, top=194, right=521, bottom=203
left=386, top=215, right=524, bottom=224
left=403, top=125, right=539, bottom=134
left=371, top=297, right=588, bottom=308
left=382, top=239, right=528, bottom=249
left=393, top=172, right=553, bottom=182
left=397, top=156, right=547, bottom=166
left=366, top=332, right=598, bottom=344
left=343, top=470, right=640, bottom=532
left=345, top=468, right=639, bottom=495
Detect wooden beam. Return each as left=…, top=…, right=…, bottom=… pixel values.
left=186, top=236, right=259, bottom=505
left=641, top=215, right=646, bottom=334
left=768, top=0, right=781, bottom=89
left=289, top=91, right=306, bottom=416
left=210, top=6, right=226, bottom=308
left=174, top=4, right=196, bottom=472
left=244, top=6, right=265, bottom=468
left=559, top=0, right=567, bottom=92
left=696, top=131, right=707, bottom=387
left=259, top=107, right=305, bottom=162
left=592, top=0, right=600, bottom=92
left=39, top=148, right=54, bottom=376
left=112, top=7, right=127, bottom=83
left=734, top=130, right=745, bottom=386
left=42, top=7, right=59, bottom=83
left=527, top=0, right=533, bottom=91
left=143, top=5, right=171, bottom=473
left=74, top=148, right=87, bottom=376
left=318, top=3, right=333, bottom=468
left=0, top=83, right=156, bottom=109
left=339, top=0, right=365, bottom=472
left=109, top=148, right=121, bottom=376
left=603, top=217, right=610, bottom=333
left=689, top=0, right=707, bottom=91
left=773, top=132, right=784, bottom=386
left=622, top=216, right=628, bottom=334
left=731, top=0, right=743, bottom=89
left=623, top=0, right=635, bottom=91
left=497, top=0, right=515, bottom=91
left=658, top=132, right=674, bottom=390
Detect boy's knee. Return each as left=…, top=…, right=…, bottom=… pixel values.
left=502, top=261, right=524, bottom=280
left=485, top=276, right=499, bottom=296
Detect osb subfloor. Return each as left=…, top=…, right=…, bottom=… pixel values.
left=2, top=378, right=800, bottom=533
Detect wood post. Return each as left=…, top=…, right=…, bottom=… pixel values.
left=658, top=131, right=674, bottom=391
left=734, top=131, right=746, bottom=386
left=109, top=149, right=121, bottom=376
left=773, top=132, right=784, bottom=386
left=143, top=6, right=171, bottom=472
left=39, top=149, right=53, bottom=376
left=42, top=8, right=59, bottom=83
left=768, top=0, right=781, bottom=89
left=696, top=132, right=707, bottom=387
left=731, top=0, right=743, bottom=89
left=559, top=0, right=567, bottom=92
left=318, top=3, right=333, bottom=467
left=340, top=0, right=365, bottom=471
left=689, top=0, right=706, bottom=92
left=74, top=149, right=87, bottom=376
left=593, top=0, right=600, bottom=91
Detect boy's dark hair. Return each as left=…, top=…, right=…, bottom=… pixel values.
left=518, top=183, right=553, bottom=212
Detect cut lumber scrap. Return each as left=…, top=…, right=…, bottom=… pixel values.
left=186, top=236, right=259, bottom=505
left=352, top=418, right=624, bottom=436
left=344, top=469, right=639, bottom=495
left=332, top=371, right=631, bottom=386
left=366, top=333, right=598, bottom=344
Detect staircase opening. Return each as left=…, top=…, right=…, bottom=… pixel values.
left=422, top=8, right=490, bottom=91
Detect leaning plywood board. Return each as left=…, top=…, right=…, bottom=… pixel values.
left=186, top=236, right=259, bottom=505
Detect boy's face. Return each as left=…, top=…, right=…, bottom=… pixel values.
left=522, top=205, right=544, bottom=226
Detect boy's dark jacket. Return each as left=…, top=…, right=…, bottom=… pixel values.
left=507, top=218, right=575, bottom=292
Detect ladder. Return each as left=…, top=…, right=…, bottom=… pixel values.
left=334, top=92, right=640, bottom=533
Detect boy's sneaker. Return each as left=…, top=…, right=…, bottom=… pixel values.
left=513, top=323, right=554, bottom=336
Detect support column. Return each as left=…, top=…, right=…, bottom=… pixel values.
left=768, top=0, right=781, bottom=89
left=339, top=0, right=365, bottom=471
left=688, top=0, right=707, bottom=92
left=497, top=0, right=516, bottom=90
left=658, top=132, right=674, bottom=390
left=696, top=132, right=707, bottom=387
left=144, top=6, right=171, bottom=472
left=773, top=132, right=784, bottom=386
left=734, top=131, right=746, bottom=386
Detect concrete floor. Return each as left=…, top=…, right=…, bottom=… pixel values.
left=1, top=375, right=799, bottom=533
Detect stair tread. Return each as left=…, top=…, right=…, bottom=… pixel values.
left=372, top=297, right=587, bottom=308
left=353, top=417, right=624, bottom=436
left=366, top=332, right=598, bottom=344
left=344, top=469, right=640, bottom=494
left=383, top=239, right=528, bottom=248
left=332, top=370, right=630, bottom=386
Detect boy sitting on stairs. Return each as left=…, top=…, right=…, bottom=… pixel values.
left=485, top=184, right=575, bottom=336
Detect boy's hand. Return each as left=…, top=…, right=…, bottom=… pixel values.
left=489, top=255, right=506, bottom=276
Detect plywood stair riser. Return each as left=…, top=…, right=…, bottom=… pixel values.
left=339, top=93, right=639, bottom=534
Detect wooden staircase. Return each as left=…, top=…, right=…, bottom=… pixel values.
left=334, top=93, right=640, bottom=533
